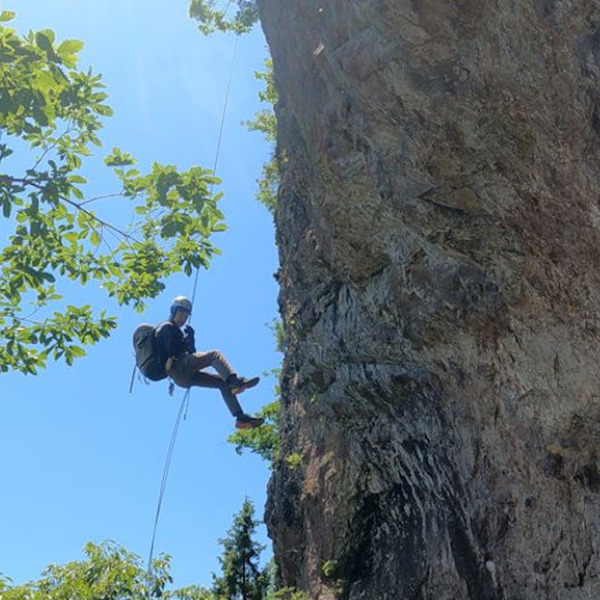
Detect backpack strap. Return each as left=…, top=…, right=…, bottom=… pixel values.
left=129, top=363, right=137, bottom=394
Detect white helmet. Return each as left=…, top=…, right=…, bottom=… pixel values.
left=170, top=295, right=192, bottom=318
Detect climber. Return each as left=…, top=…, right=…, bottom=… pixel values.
left=156, top=296, right=264, bottom=429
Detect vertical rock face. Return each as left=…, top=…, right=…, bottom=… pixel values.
left=259, top=1, right=600, bottom=598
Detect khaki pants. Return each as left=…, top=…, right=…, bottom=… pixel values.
left=167, top=350, right=243, bottom=417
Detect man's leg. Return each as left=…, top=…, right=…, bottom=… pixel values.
left=183, top=350, right=259, bottom=394
left=168, top=354, right=263, bottom=428
left=187, top=371, right=244, bottom=417
left=184, top=350, right=235, bottom=380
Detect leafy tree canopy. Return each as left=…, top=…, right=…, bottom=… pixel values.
left=244, top=60, right=276, bottom=145
left=228, top=397, right=280, bottom=464
left=0, top=12, right=225, bottom=374
left=189, top=0, right=259, bottom=35
left=243, top=59, right=279, bottom=214
left=227, top=320, right=287, bottom=464
left=0, top=539, right=308, bottom=600
left=0, top=541, right=214, bottom=599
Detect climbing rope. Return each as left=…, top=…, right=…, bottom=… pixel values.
left=210, top=34, right=239, bottom=182
left=146, top=390, right=189, bottom=577
left=145, top=32, right=240, bottom=589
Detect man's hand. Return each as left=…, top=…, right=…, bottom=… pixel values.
left=183, top=324, right=195, bottom=352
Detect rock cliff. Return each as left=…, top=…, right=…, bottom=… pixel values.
left=258, top=1, right=600, bottom=598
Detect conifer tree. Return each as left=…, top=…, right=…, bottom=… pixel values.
left=212, top=498, right=270, bottom=600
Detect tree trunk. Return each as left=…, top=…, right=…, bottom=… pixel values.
left=259, top=1, right=600, bottom=598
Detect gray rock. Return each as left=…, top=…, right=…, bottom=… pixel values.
left=258, top=0, right=600, bottom=598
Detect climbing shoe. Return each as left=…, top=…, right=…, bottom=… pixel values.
left=227, top=375, right=260, bottom=395
left=235, top=414, right=265, bottom=429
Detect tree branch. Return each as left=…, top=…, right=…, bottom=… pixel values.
left=27, top=126, right=73, bottom=174
left=0, top=175, right=140, bottom=244
left=79, top=192, right=125, bottom=206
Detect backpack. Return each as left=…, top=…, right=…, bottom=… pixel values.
left=133, top=324, right=167, bottom=381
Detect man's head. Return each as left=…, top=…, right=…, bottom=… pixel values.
left=170, top=296, right=192, bottom=325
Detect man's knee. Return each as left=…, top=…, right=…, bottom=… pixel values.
left=206, top=349, right=225, bottom=364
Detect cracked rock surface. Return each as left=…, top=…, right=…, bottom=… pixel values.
left=258, top=1, right=600, bottom=598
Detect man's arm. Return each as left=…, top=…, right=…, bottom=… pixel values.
left=183, top=325, right=196, bottom=353
left=156, top=322, right=186, bottom=361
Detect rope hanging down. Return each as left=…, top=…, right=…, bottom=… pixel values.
left=145, top=33, right=240, bottom=586
left=146, top=390, right=189, bottom=578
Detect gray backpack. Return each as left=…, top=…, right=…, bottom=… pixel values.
left=133, top=324, right=167, bottom=381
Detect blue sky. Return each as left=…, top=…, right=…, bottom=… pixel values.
left=0, top=0, right=279, bottom=590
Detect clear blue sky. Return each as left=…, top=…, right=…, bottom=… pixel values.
left=0, top=0, right=278, bottom=590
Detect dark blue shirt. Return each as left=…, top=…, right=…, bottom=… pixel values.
left=155, top=320, right=195, bottom=364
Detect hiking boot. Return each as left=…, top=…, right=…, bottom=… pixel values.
left=227, top=375, right=260, bottom=395
left=235, top=414, right=265, bottom=429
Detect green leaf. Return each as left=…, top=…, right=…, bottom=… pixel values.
left=60, top=53, right=78, bottom=69
left=104, top=147, right=135, bottom=166
left=69, top=345, right=86, bottom=358
left=0, top=11, right=16, bottom=22
left=32, top=107, right=49, bottom=127
left=68, top=175, right=87, bottom=184
left=57, top=39, right=84, bottom=55
left=35, top=30, right=54, bottom=52
left=94, top=104, right=114, bottom=117
left=90, top=229, right=101, bottom=247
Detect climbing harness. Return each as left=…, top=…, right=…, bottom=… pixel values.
left=145, top=32, right=241, bottom=589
